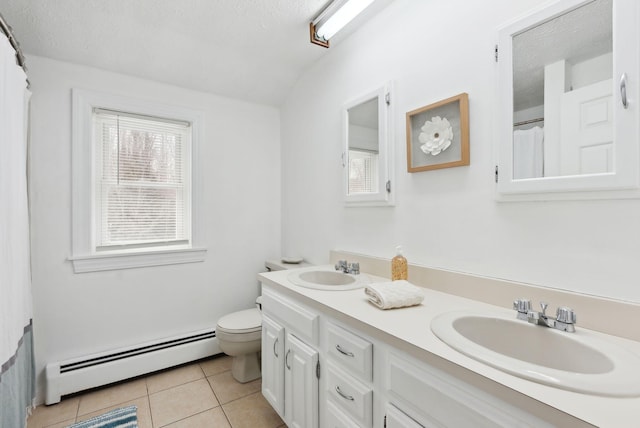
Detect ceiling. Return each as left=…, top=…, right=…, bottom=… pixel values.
left=512, top=0, right=612, bottom=111
left=0, top=0, right=372, bottom=106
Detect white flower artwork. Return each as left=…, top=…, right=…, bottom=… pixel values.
left=418, top=116, right=453, bottom=156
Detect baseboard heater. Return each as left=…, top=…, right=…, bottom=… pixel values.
left=45, top=328, right=220, bottom=405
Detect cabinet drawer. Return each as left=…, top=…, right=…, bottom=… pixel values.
left=327, top=322, right=373, bottom=382
left=387, top=353, right=545, bottom=428
left=326, top=401, right=362, bottom=428
left=327, top=362, right=373, bottom=427
left=386, top=403, right=429, bottom=428
left=262, top=288, right=319, bottom=345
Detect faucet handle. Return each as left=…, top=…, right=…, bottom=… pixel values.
left=539, top=301, right=548, bottom=316
left=513, top=298, right=532, bottom=313
left=348, top=262, right=360, bottom=275
left=335, top=260, right=347, bottom=271
left=556, top=307, right=577, bottom=324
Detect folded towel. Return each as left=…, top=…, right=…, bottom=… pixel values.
left=364, top=280, right=425, bottom=310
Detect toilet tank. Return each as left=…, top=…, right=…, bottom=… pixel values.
left=260, top=259, right=313, bottom=309
left=265, top=259, right=313, bottom=272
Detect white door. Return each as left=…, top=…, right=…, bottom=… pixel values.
left=560, top=79, right=613, bottom=175
left=262, top=314, right=285, bottom=418
left=285, top=333, right=319, bottom=428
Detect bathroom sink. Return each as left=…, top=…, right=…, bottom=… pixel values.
left=431, top=310, right=640, bottom=397
left=287, top=267, right=370, bottom=291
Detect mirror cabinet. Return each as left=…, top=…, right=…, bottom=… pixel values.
left=496, top=0, right=640, bottom=199
left=343, top=83, right=394, bottom=206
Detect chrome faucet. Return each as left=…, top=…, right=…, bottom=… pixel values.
left=513, top=299, right=576, bottom=333
left=335, top=260, right=360, bottom=275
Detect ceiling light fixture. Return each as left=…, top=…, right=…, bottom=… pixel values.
left=310, top=0, right=376, bottom=48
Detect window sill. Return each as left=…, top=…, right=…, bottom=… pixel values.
left=69, top=247, right=207, bottom=273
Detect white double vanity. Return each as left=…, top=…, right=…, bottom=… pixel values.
left=258, top=253, right=640, bottom=428
left=255, top=1, right=640, bottom=425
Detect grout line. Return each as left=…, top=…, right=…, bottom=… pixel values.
left=196, top=361, right=206, bottom=378
left=205, top=376, right=222, bottom=406
left=219, top=389, right=263, bottom=406
left=143, top=376, right=154, bottom=428
left=145, top=394, right=154, bottom=428
left=74, top=396, right=80, bottom=423
left=146, top=362, right=214, bottom=395
left=148, top=377, right=220, bottom=427
left=219, top=402, right=234, bottom=428
left=160, top=408, right=223, bottom=428
left=219, top=391, right=283, bottom=428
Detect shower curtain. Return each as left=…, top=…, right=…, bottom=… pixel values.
left=0, top=33, right=35, bottom=427
left=513, top=126, right=544, bottom=179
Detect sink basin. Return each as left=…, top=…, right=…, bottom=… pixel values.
left=298, top=270, right=356, bottom=286
left=287, top=267, right=370, bottom=291
left=431, top=310, right=640, bottom=397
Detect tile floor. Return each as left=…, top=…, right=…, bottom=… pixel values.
left=26, top=354, right=285, bottom=428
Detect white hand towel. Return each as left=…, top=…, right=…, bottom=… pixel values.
left=364, top=280, right=425, bottom=310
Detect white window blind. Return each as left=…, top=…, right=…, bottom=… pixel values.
left=348, top=149, right=379, bottom=194
left=93, top=109, right=191, bottom=251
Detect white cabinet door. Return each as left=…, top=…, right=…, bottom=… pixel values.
left=262, top=314, right=285, bottom=418
left=285, top=333, right=319, bottom=428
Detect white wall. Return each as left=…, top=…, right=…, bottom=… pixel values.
left=571, top=52, right=613, bottom=90
left=28, top=56, right=281, bottom=400
left=281, top=0, right=640, bottom=303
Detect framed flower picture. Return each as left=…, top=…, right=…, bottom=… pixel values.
left=406, top=93, right=469, bottom=172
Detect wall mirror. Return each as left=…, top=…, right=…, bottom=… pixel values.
left=496, top=0, right=640, bottom=199
left=343, top=83, right=394, bottom=206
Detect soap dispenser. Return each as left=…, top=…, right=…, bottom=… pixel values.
left=391, top=246, right=408, bottom=280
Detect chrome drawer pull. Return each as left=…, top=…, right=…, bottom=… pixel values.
left=336, top=344, right=355, bottom=357
left=273, top=338, right=279, bottom=357
left=285, top=349, right=291, bottom=370
left=335, top=386, right=355, bottom=401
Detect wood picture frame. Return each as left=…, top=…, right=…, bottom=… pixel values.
left=406, top=93, right=469, bottom=172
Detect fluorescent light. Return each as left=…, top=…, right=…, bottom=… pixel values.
left=310, top=0, right=375, bottom=48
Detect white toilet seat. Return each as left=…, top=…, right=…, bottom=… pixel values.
left=216, top=308, right=262, bottom=342
left=216, top=308, right=261, bottom=334
left=216, top=329, right=261, bottom=343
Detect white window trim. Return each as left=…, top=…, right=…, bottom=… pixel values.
left=70, top=89, right=206, bottom=273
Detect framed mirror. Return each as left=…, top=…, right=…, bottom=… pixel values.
left=496, top=0, right=640, bottom=200
left=343, top=83, right=394, bottom=206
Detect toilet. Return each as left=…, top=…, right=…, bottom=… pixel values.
left=216, top=259, right=311, bottom=383
left=216, top=303, right=263, bottom=383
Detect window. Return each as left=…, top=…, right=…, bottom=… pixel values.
left=93, top=110, right=190, bottom=251
left=348, top=149, right=378, bottom=194
left=71, top=90, right=206, bottom=273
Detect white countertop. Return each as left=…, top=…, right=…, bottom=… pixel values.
left=258, top=265, right=640, bottom=428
